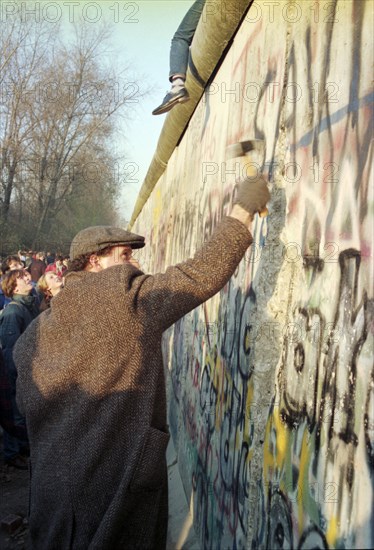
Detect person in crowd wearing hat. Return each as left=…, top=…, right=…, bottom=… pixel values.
left=13, top=174, right=270, bottom=548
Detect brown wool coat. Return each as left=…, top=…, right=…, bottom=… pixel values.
left=14, top=217, right=252, bottom=549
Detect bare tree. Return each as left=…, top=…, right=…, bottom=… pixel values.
left=26, top=23, right=141, bottom=246
left=0, top=17, right=57, bottom=236
left=1, top=16, right=143, bottom=250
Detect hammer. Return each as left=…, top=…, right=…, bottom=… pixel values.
left=226, top=139, right=268, bottom=217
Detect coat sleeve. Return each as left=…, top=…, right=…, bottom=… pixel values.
left=131, top=216, right=252, bottom=332
left=0, top=306, right=24, bottom=368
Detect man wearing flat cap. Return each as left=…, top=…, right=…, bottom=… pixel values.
left=69, top=226, right=146, bottom=271
left=13, top=175, right=270, bottom=549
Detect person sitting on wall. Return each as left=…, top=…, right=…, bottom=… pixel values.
left=13, top=173, right=270, bottom=548
left=152, top=0, right=206, bottom=115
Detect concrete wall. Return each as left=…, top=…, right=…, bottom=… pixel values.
left=133, top=1, right=373, bottom=547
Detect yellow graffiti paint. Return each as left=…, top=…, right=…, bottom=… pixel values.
left=248, top=380, right=254, bottom=403
left=326, top=516, right=338, bottom=547
left=273, top=408, right=288, bottom=465
left=297, top=428, right=311, bottom=536
left=263, top=406, right=289, bottom=485
left=246, top=380, right=254, bottom=420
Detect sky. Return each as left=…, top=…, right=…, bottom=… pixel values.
left=59, top=0, right=194, bottom=221
left=107, top=1, right=194, bottom=221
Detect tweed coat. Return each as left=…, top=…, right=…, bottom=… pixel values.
left=14, top=217, right=252, bottom=549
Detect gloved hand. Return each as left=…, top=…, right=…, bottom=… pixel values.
left=233, top=175, right=270, bottom=216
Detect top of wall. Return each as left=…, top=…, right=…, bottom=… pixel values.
left=129, top=0, right=252, bottom=227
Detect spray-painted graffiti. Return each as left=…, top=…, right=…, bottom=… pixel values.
left=133, top=1, right=373, bottom=548
left=261, top=248, right=372, bottom=548
left=176, top=280, right=261, bottom=548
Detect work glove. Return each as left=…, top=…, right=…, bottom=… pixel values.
left=233, top=175, right=270, bottom=216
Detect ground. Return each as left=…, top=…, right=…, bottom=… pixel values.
left=0, top=433, right=30, bottom=550
left=0, top=433, right=198, bottom=549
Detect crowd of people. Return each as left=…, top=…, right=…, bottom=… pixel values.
left=0, top=250, right=67, bottom=469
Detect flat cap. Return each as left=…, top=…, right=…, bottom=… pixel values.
left=70, top=226, right=145, bottom=261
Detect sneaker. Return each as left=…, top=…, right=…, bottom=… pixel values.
left=152, top=87, right=190, bottom=115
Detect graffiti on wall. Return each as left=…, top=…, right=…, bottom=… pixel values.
left=261, top=248, right=372, bottom=549
left=134, top=1, right=373, bottom=548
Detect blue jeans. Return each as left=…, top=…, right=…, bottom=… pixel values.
left=169, top=0, right=206, bottom=81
